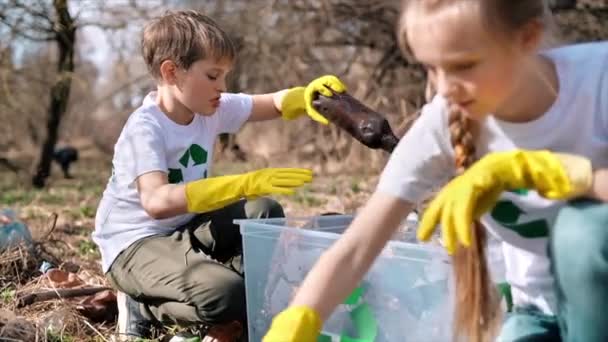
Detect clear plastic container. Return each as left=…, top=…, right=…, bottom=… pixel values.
left=236, top=215, right=454, bottom=342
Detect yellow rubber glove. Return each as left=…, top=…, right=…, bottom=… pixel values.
left=263, top=306, right=322, bottom=342
left=418, top=150, right=592, bottom=254
left=281, top=75, right=347, bottom=125
left=185, top=168, right=312, bottom=213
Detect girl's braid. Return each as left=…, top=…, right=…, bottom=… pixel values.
left=448, top=107, right=501, bottom=342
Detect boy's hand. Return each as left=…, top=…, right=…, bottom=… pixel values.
left=244, top=168, right=313, bottom=197
left=263, top=306, right=322, bottom=342
left=417, top=150, right=592, bottom=254
left=281, top=75, right=347, bottom=125
left=185, top=168, right=313, bottom=213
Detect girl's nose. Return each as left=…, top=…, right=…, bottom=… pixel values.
left=436, top=72, right=458, bottom=100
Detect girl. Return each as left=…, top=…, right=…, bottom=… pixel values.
left=263, top=0, right=608, bottom=341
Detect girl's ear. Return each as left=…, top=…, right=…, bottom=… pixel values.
left=159, top=60, right=178, bottom=85
left=516, top=20, right=544, bottom=53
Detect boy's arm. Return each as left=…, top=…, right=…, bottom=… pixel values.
left=137, top=171, right=188, bottom=219
left=136, top=168, right=313, bottom=220
left=247, top=91, right=286, bottom=122
left=246, top=75, right=347, bottom=124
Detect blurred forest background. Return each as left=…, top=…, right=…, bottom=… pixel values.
left=0, top=0, right=606, bottom=341
left=1, top=0, right=605, bottom=183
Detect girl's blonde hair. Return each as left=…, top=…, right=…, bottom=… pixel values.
left=397, top=1, right=549, bottom=341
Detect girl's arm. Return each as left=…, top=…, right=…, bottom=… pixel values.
left=290, top=190, right=414, bottom=320
left=589, top=168, right=608, bottom=202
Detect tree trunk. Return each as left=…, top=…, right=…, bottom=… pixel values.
left=32, top=0, right=76, bottom=188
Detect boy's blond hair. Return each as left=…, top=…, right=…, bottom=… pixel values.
left=141, top=10, right=236, bottom=79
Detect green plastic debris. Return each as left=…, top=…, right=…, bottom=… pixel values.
left=318, top=285, right=378, bottom=342
left=498, top=282, right=513, bottom=313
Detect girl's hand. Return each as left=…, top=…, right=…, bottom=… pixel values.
left=263, top=306, right=322, bottom=342
left=418, top=150, right=592, bottom=254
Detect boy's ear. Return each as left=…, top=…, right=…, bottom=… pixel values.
left=517, top=20, right=544, bottom=53
left=159, top=60, right=178, bottom=85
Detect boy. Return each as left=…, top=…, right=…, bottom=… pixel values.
left=92, top=10, right=345, bottom=342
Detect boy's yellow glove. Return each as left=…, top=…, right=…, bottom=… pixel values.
left=281, top=75, right=347, bottom=125
left=418, top=150, right=592, bottom=254
left=263, top=306, right=322, bottom=342
left=185, top=168, right=312, bottom=213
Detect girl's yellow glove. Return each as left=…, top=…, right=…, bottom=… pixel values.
left=281, top=75, right=347, bottom=125
left=418, top=150, right=592, bottom=254
left=263, top=306, right=322, bottom=342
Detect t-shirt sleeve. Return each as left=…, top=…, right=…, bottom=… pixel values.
left=600, top=52, right=608, bottom=138
left=120, top=118, right=167, bottom=186
left=376, top=96, right=456, bottom=203
left=215, top=93, right=253, bottom=134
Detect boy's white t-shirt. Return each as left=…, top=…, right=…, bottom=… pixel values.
left=377, top=41, right=608, bottom=314
left=93, top=91, right=253, bottom=273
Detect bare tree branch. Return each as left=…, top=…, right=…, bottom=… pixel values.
left=0, top=15, right=55, bottom=41
left=9, top=0, right=54, bottom=26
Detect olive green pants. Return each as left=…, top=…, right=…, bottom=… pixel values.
left=107, top=198, right=284, bottom=327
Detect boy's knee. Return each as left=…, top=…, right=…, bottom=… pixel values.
left=245, top=197, right=284, bottom=219
left=195, top=274, right=246, bottom=324
left=551, top=200, right=608, bottom=283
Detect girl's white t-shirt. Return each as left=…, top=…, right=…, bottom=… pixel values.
left=377, top=41, right=608, bottom=314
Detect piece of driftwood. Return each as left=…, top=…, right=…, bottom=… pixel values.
left=16, top=286, right=112, bottom=307
left=312, top=88, right=400, bottom=152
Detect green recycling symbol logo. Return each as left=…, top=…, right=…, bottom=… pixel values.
left=318, top=286, right=378, bottom=342
left=490, top=189, right=549, bottom=238
left=168, top=144, right=208, bottom=184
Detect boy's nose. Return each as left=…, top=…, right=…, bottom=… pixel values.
left=217, top=79, right=227, bottom=93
